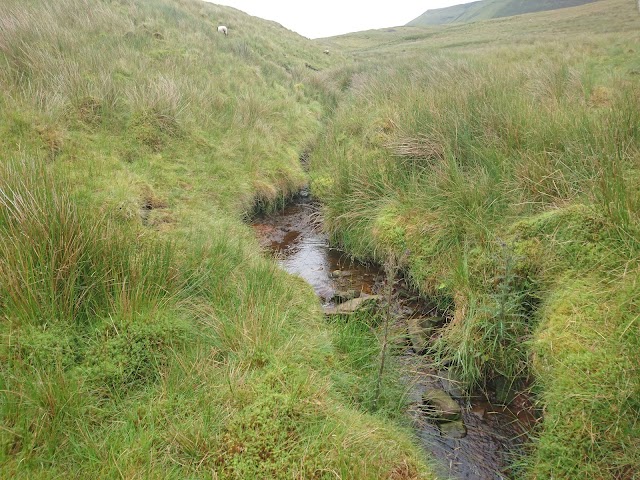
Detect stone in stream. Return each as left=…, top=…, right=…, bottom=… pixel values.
left=322, top=294, right=381, bottom=316
left=437, top=369, right=465, bottom=399
left=331, top=289, right=360, bottom=303
left=421, top=388, right=461, bottom=422
left=438, top=419, right=467, bottom=439
left=329, top=270, right=352, bottom=278
left=407, top=317, right=439, bottom=353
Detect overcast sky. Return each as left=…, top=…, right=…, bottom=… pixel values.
left=205, top=1, right=476, bottom=39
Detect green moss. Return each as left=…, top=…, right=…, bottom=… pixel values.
left=509, top=204, right=619, bottom=273
left=11, top=325, right=79, bottom=370
left=530, top=276, right=640, bottom=478
left=373, top=203, right=407, bottom=251
left=79, top=313, right=192, bottom=392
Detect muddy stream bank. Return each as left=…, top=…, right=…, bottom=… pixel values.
left=252, top=196, right=534, bottom=480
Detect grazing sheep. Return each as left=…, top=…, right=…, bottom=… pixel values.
left=217, top=25, right=228, bottom=36
left=323, top=49, right=330, bottom=55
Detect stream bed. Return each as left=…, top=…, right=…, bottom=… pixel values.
left=252, top=196, right=534, bottom=480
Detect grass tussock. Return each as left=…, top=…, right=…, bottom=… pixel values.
left=0, top=160, right=176, bottom=326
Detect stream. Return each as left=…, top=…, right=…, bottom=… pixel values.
left=252, top=196, right=534, bottom=480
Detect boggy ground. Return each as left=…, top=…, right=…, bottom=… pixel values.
left=253, top=197, right=536, bottom=479
left=311, top=0, right=640, bottom=477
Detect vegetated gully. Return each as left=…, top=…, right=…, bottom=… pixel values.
left=251, top=193, right=536, bottom=480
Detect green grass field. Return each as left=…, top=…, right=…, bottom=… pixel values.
left=1, top=0, right=639, bottom=478
left=313, top=0, right=640, bottom=477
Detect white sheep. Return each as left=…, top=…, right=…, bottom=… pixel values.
left=217, top=25, right=228, bottom=36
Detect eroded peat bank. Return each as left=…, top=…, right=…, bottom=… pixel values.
left=252, top=195, right=536, bottom=479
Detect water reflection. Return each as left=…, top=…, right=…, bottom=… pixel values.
left=252, top=198, right=533, bottom=480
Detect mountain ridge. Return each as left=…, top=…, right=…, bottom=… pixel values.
left=407, top=0, right=599, bottom=26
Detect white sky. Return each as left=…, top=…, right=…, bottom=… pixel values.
left=205, top=1, right=476, bottom=39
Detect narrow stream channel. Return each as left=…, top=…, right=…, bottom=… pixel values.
left=252, top=196, right=534, bottom=480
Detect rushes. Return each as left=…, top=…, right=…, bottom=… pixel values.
left=0, top=159, right=177, bottom=325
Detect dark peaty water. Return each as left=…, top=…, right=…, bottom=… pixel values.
left=252, top=198, right=534, bottom=480
left=252, top=199, right=380, bottom=303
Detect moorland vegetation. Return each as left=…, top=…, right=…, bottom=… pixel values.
left=314, top=0, right=640, bottom=477
left=406, top=0, right=597, bottom=26
left=1, top=0, right=638, bottom=478
left=0, top=0, right=432, bottom=478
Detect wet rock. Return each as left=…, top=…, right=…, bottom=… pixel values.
left=421, top=389, right=461, bottom=422
left=322, top=294, right=381, bottom=316
left=439, top=419, right=467, bottom=439
left=330, top=270, right=352, bottom=278
left=332, top=289, right=360, bottom=303
left=407, top=317, right=438, bottom=353
left=438, top=369, right=464, bottom=399
left=494, top=375, right=517, bottom=405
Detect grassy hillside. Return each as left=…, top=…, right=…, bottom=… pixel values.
left=0, top=0, right=433, bottom=478
left=407, top=0, right=598, bottom=26
left=311, top=0, right=640, bottom=477
left=3, top=0, right=639, bottom=478
left=324, top=0, right=638, bottom=56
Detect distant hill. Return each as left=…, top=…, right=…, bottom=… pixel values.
left=407, top=0, right=599, bottom=26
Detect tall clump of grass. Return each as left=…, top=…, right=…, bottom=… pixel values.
left=591, top=87, right=640, bottom=254
left=0, top=158, right=187, bottom=470
left=0, top=158, right=177, bottom=326
left=433, top=240, right=537, bottom=394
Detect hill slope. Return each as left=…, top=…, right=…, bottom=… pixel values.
left=407, top=0, right=598, bottom=25
left=0, top=1, right=432, bottom=478
left=312, top=0, right=640, bottom=478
